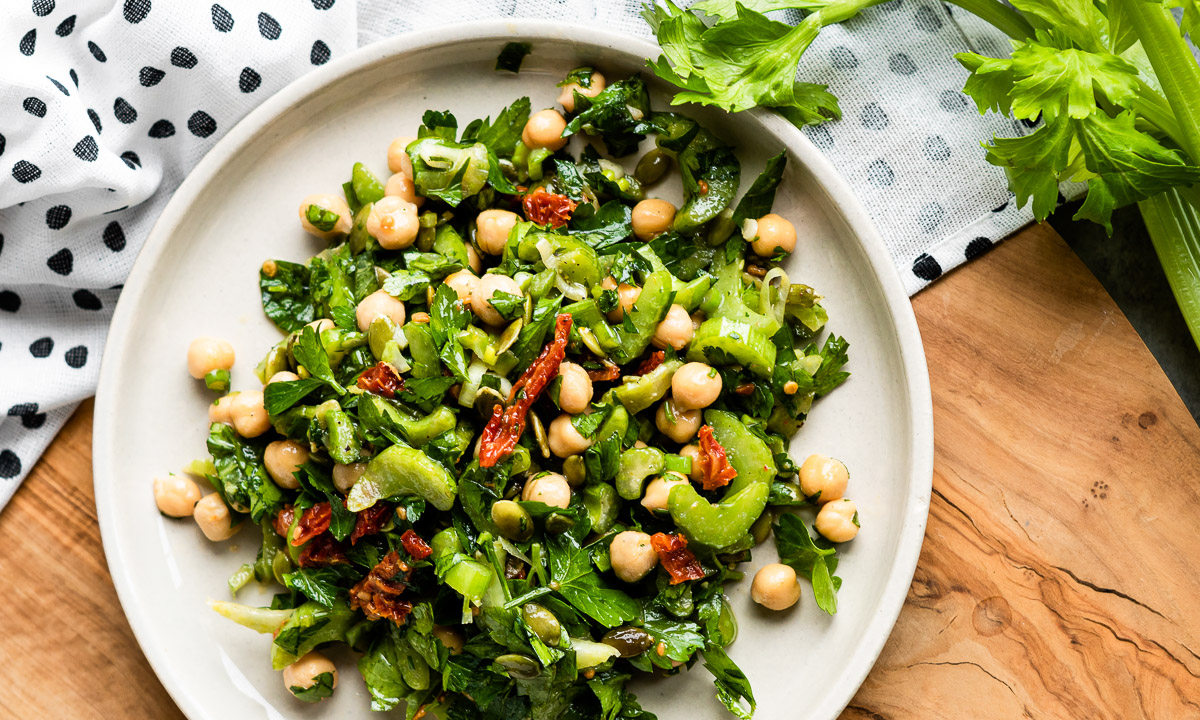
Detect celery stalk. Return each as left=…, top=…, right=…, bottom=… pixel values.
left=942, top=0, right=1035, bottom=40
left=1140, top=188, right=1200, bottom=347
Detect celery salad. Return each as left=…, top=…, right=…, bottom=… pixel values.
left=159, top=59, right=859, bottom=720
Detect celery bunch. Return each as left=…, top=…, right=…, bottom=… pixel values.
left=645, top=0, right=1200, bottom=348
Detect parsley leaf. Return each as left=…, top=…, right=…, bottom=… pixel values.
left=263, top=378, right=324, bottom=415
left=260, top=260, right=315, bottom=332
left=305, top=204, right=340, bottom=232
left=701, top=645, right=756, bottom=720
left=381, top=269, right=431, bottom=302
left=495, top=41, right=531, bottom=73
left=546, top=533, right=640, bottom=627
left=292, top=326, right=345, bottom=394
left=774, top=513, right=840, bottom=614
left=563, top=76, right=657, bottom=156
left=570, top=404, right=613, bottom=437
left=733, top=151, right=787, bottom=224
left=488, top=290, right=525, bottom=321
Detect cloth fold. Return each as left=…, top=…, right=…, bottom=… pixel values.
left=0, top=0, right=1046, bottom=508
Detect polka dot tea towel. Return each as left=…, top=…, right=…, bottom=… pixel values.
left=0, top=0, right=1065, bottom=509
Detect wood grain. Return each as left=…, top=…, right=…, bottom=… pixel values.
left=1, top=223, right=1197, bottom=719
left=845, top=223, right=1200, bottom=719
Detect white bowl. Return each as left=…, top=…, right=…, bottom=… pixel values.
left=94, top=20, right=932, bottom=720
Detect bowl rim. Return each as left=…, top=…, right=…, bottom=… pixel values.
left=93, top=18, right=933, bottom=720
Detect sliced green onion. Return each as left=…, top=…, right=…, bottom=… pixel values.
left=204, top=368, right=231, bottom=392
left=444, top=558, right=493, bottom=602
left=228, top=563, right=254, bottom=597
left=664, top=453, right=692, bottom=475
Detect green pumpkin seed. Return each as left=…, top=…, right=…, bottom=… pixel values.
left=495, top=653, right=541, bottom=679
left=521, top=603, right=563, bottom=647
left=491, top=500, right=534, bottom=542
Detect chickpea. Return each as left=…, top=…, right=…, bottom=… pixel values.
left=384, top=172, right=424, bottom=207
left=671, top=362, right=722, bottom=411
left=548, top=414, right=593, bottom=458
left=466, top=244, right=482, bottom=274
left=332, top=462, right=367, bottom=493
left=298, top=193, right=353, bottom=240
left=651, top=304, right=694, bottom=351
left=475, top=209, right=519, bottom=255
left=387, top=135, right=417, bottom=175
left=750, top=213, right=797, bottom=257
left=522, top=472, right=572, bottom=509
left=601, top=276, right=640, bottom=323
left=678, top=443, right=704, bottom=482
left=609, top=530, right=658, bottom=583
left=267, top=370, right=299, bottom=385
left=632, top=199, right=676, bottom=241
left=307, top=318, right=335, bottom=334
left=356, top=289, right=406, bottom=332
left=432, top=625, right=465, bottom=655
left=473, top=273, right=522, bottom=327
left=751, top=563, right=802, bottom=610
left=366, top=195, right=420, bottom=250
left=521, top=108, right=568, bottom=151
left=798, top=454, right=849, bottom=503
left=655, top=399, right=702, bottom=444
left=187, top=337, right=235, bottom=380
left=443, top=269, right=479, bottom=307
left=264, top=440, right=308, bottom=490
left=283, top=651, right=338, bottom=697
left=153, top=475, right=202, bottom=517
left=641, top=472, right=689, bottom=513
left=194, top=493, right=239, bottom=541
left=557, top=70, right=607, bottom=113
left=230, top=390, right=270, bottom=437
left=556, top=362, right=593, bottom=414
left=816, top=499, right=859, bottom=543
left=209, top=394, right=237, bottom=424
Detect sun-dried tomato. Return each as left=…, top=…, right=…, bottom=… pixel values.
left=522, top=187, right=578, bottom=228
left=586, top=359, right=622, bottom=382
left=480, top=314, right=573, bottom=467
left=358, top=361, right=404, bottom=398
left=696, top=425, right=738, bottom=491
left=350, top=503, right=391, bottom=545
left=298, top=534, right=349, bottom=567
left=350, top=550, right=413, bottom=625
left=291, top=502, right=332, bottom=546
left=273, top=505, right=296, bottom=539
left=635, top=350, right=666, bottom=376
left=400, top=529, right=433, bottom=560
left=650, top=533, right=706, bottom=585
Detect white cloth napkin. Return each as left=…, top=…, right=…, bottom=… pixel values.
left=0, top=0, right=1046, bottom=508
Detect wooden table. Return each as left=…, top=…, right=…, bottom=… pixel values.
left=2, top=224, right=1197, bottom=719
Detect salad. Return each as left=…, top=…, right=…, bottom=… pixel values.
left=154, top=60, right=859, bottom=719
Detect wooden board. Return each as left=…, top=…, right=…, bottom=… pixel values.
left=1, top=223, right=1197, bottom=719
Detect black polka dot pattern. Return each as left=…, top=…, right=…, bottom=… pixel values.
left=239, top=67, right=262, bottom=93
left=124, top=0, right=151, bottom=24
left=917, top=202, right=945, bottom=232
left=20, top=29, right=37, bottom=56
left=938, top=90, right=968, bottom=112
left=88, top=108, right=103, bottom=133
left=830, top=46, right=858, bottom=70
left=803, top=124, right=834, bottom=150
left=8, top=403, right=39, bottom=417
left=33, top=0, right=55, bottom=17
left=964, top=236, right=994, bottom=260
left=21, top=414, right=47, bottom=430
left=140, top=66, right=166, bottom=86
left=912, top=253, right=942, bottom=281
left=29, top=337, right=54, bottom=358
left=0, top=291, right=20, bottom=312
left=103, top=221, right=126, bottom=250
left=0, top=451, right=21, bottom=480
left=46, top=248, right=73, bottom=275
left=47, top=76, right=69, bottom=96
left=69, top=69, right=79, bottom=87
left=170, top=47, right=198, bottom=69
left=212, top=4, right=234, bottom=31
left=23, top=97, right=47, bottom=118
left=74, top=135, right=99, bottom=162
left=120, top=150, right=141, bottom=169
left=73, top=289, right=102, bottom=310
left=861, top=103, right=889, bottom=130
left=56, top=14, right=76, bottom=37
left=0, top=133, right=5, bottom=155
left=46, top=205, right=72, bottom=230
left=12, top=160, right=41, bottom=184
left=923, top=135, right=951, bottom=162
left=914, top=4, right=943, bottom=30
left=312, top=0, right=335, bottom=8
left=888, top=53, right=917, bottom=75
left=148, top=119, right=175, bottom=138
left=87, top=40, right=106, bottom=62
left=867, top=158, right=894, bottom=187
left=258, top=12, right=282, bottom=39
left=65, top=346, right=89, bottom=368
left=113, top=97, right=138, bottom=123
left=187, top=111, right=217, bottom=138
left=311, top=40, right=330, bottom=65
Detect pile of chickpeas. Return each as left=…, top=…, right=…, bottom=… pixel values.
left=156, top=68, right=857, bottom=698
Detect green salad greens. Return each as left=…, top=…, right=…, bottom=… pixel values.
left=165, top=60, right=861, bottom=720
